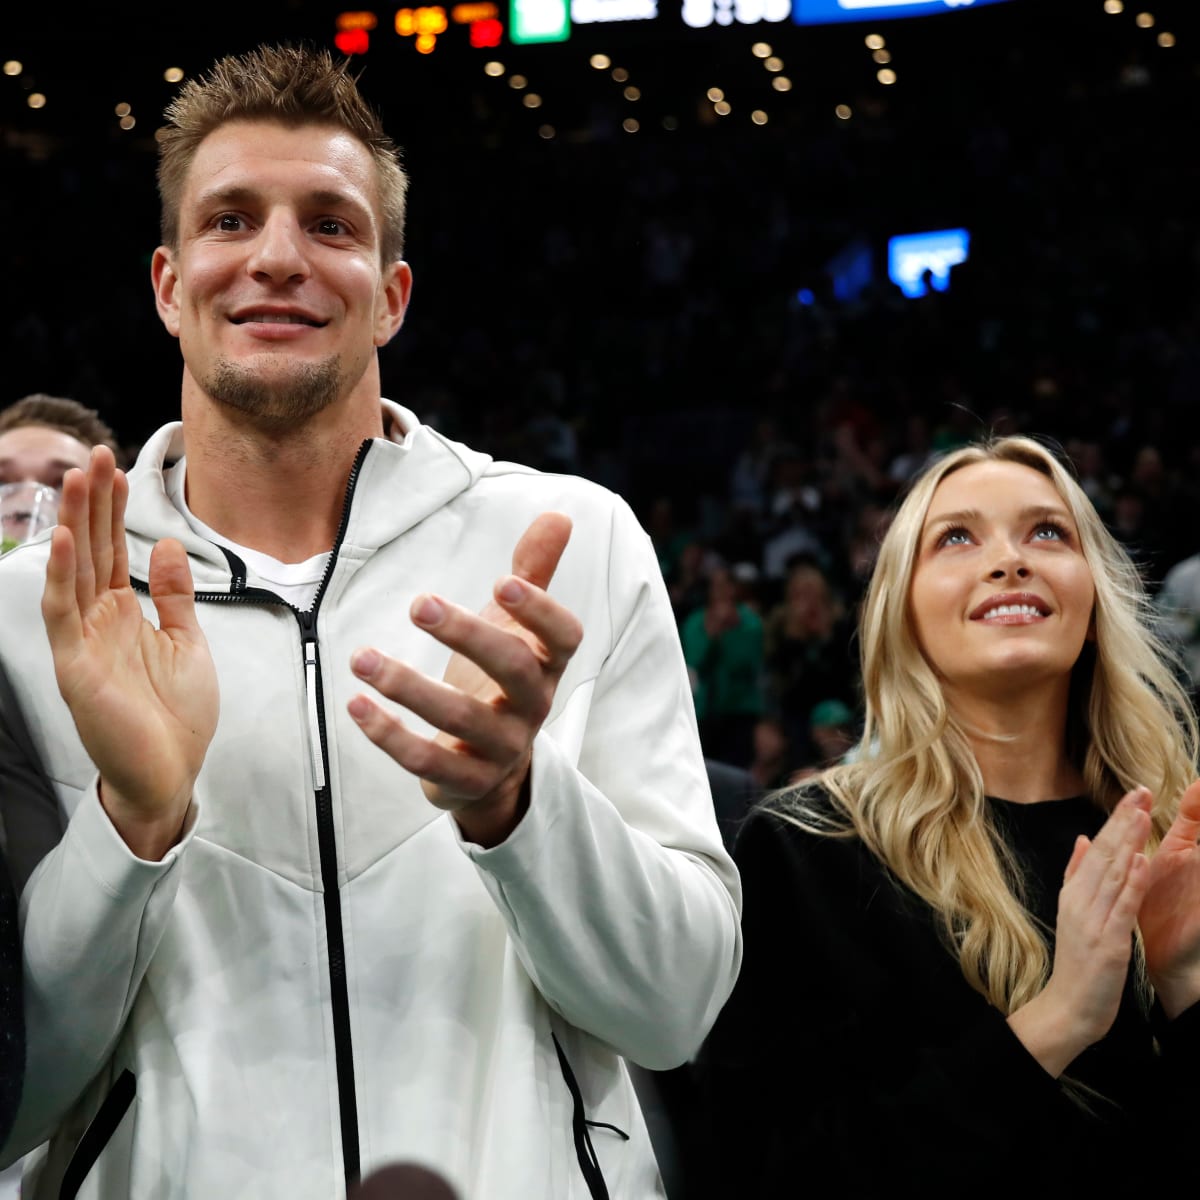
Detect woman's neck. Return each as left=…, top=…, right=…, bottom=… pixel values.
left=943, top=681, right=1085, bottom=804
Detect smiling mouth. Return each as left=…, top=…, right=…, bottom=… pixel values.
left=230, top=313, right=327, bottom=327
left=978, top=603, right=1046, bottom=621
left=969, top=592, right=1052, bottom=622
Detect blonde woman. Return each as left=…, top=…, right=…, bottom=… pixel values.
left=698, top=436, right=1200, bottom=1195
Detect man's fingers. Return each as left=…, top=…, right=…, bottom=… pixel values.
left=492, top=575, right=584, bottom=670
left=109, top=468, right=132, bottom=590
left=374, top=513, right=578, bottom=800
left=410, top=596, right=551, bottom=713
left=509, top=512, right=572, bottom=592
left=347, top=695, right=497, bottom=802
left=148, top=539, right=203, bottom=643
left=350, top=650, right=523, bottom=761
left=87, top=446, right=117, bottom=593
left=58, top=467, right=95, bottom=612
left=41, top=524, right=84, bottom=657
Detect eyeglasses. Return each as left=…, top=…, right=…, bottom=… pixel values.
left=0, top=481, right=61, bottom=553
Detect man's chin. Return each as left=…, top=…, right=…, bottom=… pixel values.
left=204, top=357, right=343, bottom=430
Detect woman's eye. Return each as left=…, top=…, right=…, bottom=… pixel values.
left=937, top=527, right=971, bottom=547
left=1033, top=523, right=1067, bottom=541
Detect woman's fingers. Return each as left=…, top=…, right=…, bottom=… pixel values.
left=1161, top=779, right=1200, bottom=856
left=1043, top=796, right=1155, bottom=1060
left=1063, top=834, right=1090, bottom=883
left=1065, top=789, right=1151, bottom=907
left=1111, top=853, right=1151, bottom=927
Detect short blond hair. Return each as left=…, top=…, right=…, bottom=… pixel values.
left=157, top=44, right=408, bottom=263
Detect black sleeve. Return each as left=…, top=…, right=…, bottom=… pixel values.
left=0, top=843, right=22, bottom=1149
left=0, top=658, right=65, bottom=895
left=1152, top=994, right=1200, bottom=1091
left=694, top=808, right=1100, bottom=1198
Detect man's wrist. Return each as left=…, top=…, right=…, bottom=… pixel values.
left=98, top=777, right=193, bottom=862
left=452, top=760, right=531, bottom=849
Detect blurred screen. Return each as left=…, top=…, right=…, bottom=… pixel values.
left=793, top=0, right=1012, bottom=24
left=887, top=228, right=970, bottom=297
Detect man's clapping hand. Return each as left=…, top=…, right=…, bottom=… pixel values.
left=348, top=512, right=582, bottom=847
left=41, top=446, right=218, bottom=860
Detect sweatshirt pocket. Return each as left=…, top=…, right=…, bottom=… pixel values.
left=59, top=1070, right=136, bottom=1200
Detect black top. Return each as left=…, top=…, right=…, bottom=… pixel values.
left=696, top=795, right=1200, bottom=1197
left=0, top=844, right=22, bottom=1148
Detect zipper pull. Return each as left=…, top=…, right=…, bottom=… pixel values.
left=300, top=614, right=327, bottom=793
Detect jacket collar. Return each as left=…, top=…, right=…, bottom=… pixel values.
left=123, top=399, right=492, bottom=590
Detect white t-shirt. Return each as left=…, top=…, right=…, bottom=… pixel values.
left=164, top=461, right=331, bottom=611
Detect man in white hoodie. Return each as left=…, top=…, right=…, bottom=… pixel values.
left=0, top=44, right=740, bottom=1200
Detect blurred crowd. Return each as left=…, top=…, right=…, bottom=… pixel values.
left=3, top=9, right=1199, bottom=788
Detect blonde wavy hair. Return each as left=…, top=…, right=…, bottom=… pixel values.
left=777, top=435, right=1197, bottom=1013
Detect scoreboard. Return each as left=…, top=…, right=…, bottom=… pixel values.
left=337, top=0, right=1015, bottom=53
left=793, top=0, right=1012, bottom=25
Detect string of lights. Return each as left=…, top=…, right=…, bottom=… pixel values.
left=0, top=2, right=1193, bottom=151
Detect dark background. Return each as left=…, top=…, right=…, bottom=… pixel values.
left=4, top=0, right=1200, bottom=774
left=3, top=1, right=1195, bottom=460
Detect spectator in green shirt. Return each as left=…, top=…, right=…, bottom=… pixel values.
left=681, top=564, right=765, bottom=767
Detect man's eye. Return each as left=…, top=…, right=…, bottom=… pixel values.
left=317, top=218, right=346, bottom=236
left=216, top=214, right=243, bottom=232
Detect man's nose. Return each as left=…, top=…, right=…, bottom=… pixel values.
left=247, top=213, right=309, bottom=282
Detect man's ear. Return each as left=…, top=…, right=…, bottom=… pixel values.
left=151, top=246, right=182, bottom=338
left=374, top=260, right=413, bottom=347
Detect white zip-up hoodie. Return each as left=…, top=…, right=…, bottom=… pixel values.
left=0, top=404, right=742, bottom=1199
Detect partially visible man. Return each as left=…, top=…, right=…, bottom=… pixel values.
left=0, top=395, right=119, bottom=491
left=0, top=398, right=119, bottom=884
left=0, top=397, right=121, bottom=1134
left=0, top=844, right=19, bottom=1152
left=0, top=45, right=740, bottom=1199
left=0, top=396, right=119, bottom=549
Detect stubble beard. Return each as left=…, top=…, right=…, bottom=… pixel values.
left=204, top=354, right=344, bottom=433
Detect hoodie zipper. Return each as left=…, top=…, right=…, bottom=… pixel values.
left=132, top=438, right=372, bottom=1188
